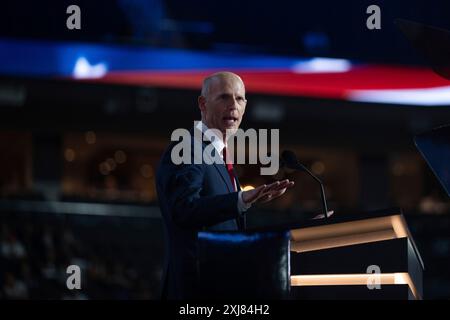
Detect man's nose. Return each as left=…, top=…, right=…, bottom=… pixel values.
left=228, top=96, right=239, bottom=109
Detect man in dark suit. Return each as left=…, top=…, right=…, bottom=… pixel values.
left=156, top=71, right=294, bottom=299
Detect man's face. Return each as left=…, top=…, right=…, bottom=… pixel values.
left=199, top=75, right=247, bottom=137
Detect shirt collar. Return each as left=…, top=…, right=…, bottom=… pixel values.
left=195, top=121, right=226, bottom=156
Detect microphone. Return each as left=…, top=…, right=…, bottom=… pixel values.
left=281, top=150, right=329, bottom=220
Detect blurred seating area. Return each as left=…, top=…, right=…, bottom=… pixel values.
left=0, top=210, right=163, bottom=299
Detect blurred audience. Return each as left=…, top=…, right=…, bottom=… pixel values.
left=0, top=214, right=158, bottom=299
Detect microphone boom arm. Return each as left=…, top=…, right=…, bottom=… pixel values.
left=282, top=150, right=329, bottom=220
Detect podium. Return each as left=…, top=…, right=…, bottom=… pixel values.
left=197, top=208, right=424, bottom=300
left=289, top=208, right=424, bottom=300
left=197, top=230, right=291, bottom=299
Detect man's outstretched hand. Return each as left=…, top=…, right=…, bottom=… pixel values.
left=242, top=179, right=295, bottom=205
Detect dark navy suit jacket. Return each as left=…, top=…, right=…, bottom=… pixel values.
left=156, top=128, right=245, bottom=299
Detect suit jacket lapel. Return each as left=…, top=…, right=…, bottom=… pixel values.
left=233, top=167, right=242, bottom=191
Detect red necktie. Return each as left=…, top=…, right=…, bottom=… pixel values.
left=222, top=147, right=236, bottom=191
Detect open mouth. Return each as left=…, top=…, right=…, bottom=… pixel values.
left=223, top=116, right=238, bottom=126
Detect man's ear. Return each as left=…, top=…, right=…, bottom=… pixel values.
left=198, top=95, right=206, bottom=113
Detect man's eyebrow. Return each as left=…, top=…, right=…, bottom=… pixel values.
left=216, top=92, right=245, bottom=98
left=216, top=92, right=232, bottom=98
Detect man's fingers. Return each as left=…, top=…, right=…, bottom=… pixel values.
left=268, top=179, right=293, bottom=192
left=254, top=185, right=269, bottom=199
left=266, top=179, right=291, bottom=191
left=242, top=184, right=267, bottom=204
left=265, top=181, right=280, bottom=191
left=274, top=180, right=290, bottom=190
left=245, top=180, right=295, bottom=204
left=253, top=184, right=267, bottom=193
left=258, top=186, right=289, bottom=203
left=254, top=187, right=273, bottom=202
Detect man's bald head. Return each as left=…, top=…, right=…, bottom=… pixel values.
left=198, top=71, right=247, bottom=138
left=201, top=71, right=244, bottom=98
